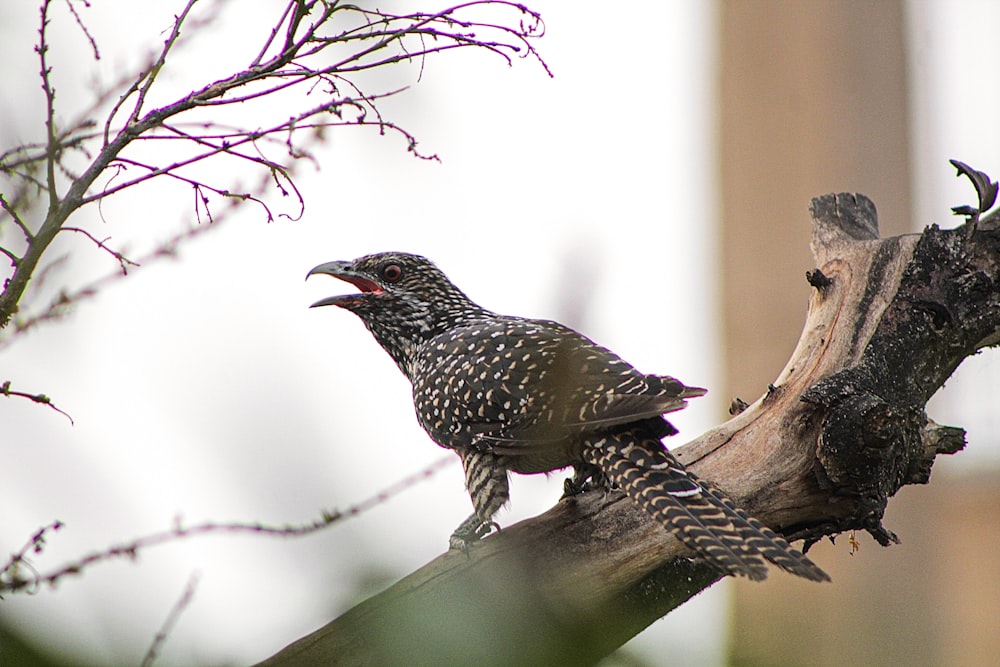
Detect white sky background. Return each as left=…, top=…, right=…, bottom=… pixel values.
left=1, top=1, right=998, bottom=666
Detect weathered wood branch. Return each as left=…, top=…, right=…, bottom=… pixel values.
left=257, top=176, right=997, bottom=666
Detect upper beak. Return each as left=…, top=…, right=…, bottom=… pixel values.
left=306, top=261, right=352, bottom=281
left=306, top=260, right=383, bottom=308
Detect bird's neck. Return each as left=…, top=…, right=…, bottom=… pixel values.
left=363, top=299, right=492, bottom=381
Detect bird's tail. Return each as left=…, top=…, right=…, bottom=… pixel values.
left=581, top=423, right=830, bottom=583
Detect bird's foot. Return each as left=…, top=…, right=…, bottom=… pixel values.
left=448, top=514, right=500, bottom=551
left=562, top=475, right=593, bottom=498
left=562, top=465, right=612, bottom=499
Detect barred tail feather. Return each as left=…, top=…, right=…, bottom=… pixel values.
left=583, top=432, right=768, bottom=580
left=694, top=475, right=830, bottom=582
left=583, top=429, right=829, bottom=583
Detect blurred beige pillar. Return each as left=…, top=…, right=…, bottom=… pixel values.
left=719, top=0, right=911, bottom=401
left=718, top=1, right=924, bottom=665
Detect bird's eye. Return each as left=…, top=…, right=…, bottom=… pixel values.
left=382, top=263, right=403, bottom=283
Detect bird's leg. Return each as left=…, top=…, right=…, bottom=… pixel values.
left=449, top=449, right=509, bottom=550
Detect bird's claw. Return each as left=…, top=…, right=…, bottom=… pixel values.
left=562, top=475, right=592, bottom=498
left=562, top=464, right=613, bottom=499
left=448, top=517, right=500, bottom=551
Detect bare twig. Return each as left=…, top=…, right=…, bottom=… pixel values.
left=109, top=0, right=199, bottom=136
left=0, top=193, right=34, bottom=243
left=0, top=456, right=456, bottom=595
left=140, top=572, right=201, bottom=667
left=60, top=226, right=138, bottom=274
left=65, top=0, right=100, bottom=61
left=37, top=0, right=59, bottom=205
left=0, top=245, right=19, bottom=265
left=0, top=520, right=64, bottom=597
left=0, top=380, right=74, bottom=424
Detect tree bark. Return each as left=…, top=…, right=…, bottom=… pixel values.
left=256, top=182, right=996, bottom=666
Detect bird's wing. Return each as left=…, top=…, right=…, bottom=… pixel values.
left=414, top=318, right=703, bottom=451
left=564, top=373, right=706, bottom=430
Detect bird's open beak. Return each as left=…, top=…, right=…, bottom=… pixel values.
left=306, top=261, right=385, bottom=308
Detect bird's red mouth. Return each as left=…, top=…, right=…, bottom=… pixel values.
left=337, top=274, right=385, bottom=296
left=308, top=264, right=386, bottom=308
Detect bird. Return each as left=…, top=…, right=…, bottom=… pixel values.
left=307, top=251, right=829, bottom=582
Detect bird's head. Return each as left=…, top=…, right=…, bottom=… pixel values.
left=307, top=252, right=488, bottom=375
left=307, top=252, right=465, bottom=310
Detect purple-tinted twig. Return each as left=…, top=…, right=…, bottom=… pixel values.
left=0, top=456, right=457, bottom=595
left=60, top=226, right=138, bottom=274
left=0, top=381, right=74, bottom=424
left=65, top=0, right=100, bottom=61
left=140, top=571, right=201, bottom=667
left=0, top=520, right=64, bottom=596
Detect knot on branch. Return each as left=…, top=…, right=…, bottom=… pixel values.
left=805, top=268, right=833, bottom=291
left=802, top=371, right=925, bottom=543
left=911, top=421, right=966, bottom=485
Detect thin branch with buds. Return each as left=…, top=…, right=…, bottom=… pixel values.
left=59, top=226, right=138, bottom=274
left=0, top=520, right=65, bottom=598
left=140, top=572, right=201, bottom=667
left=0, top=0, right=548, bottom=335
left=0, top=456, right=456, bottom=596
left=0, top=381, right=74, bottom=424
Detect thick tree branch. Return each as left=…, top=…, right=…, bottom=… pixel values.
left=257, top=178, right=996, bottom=665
